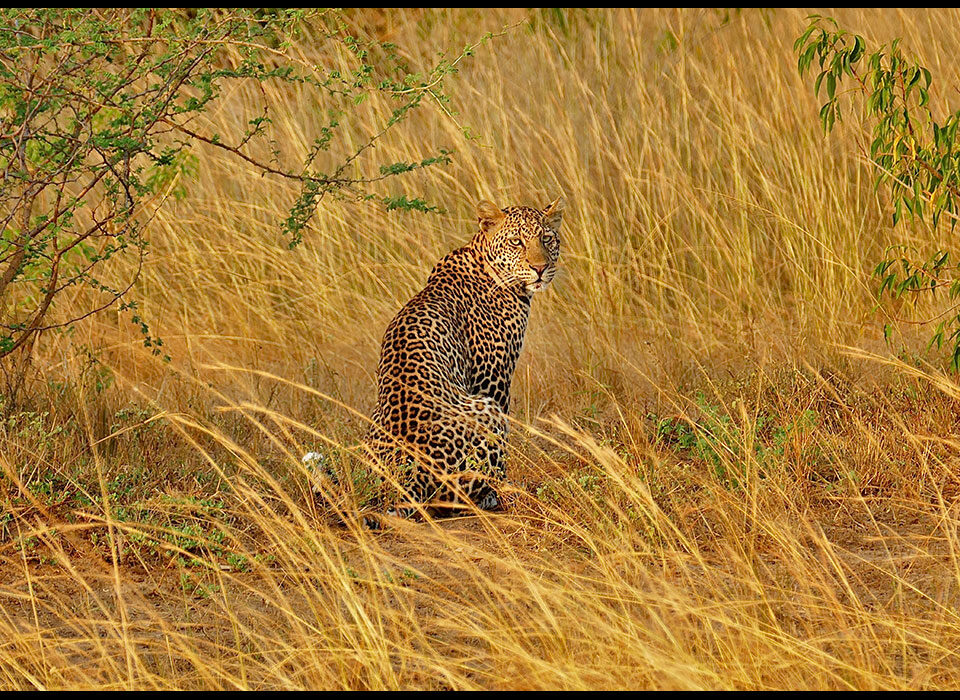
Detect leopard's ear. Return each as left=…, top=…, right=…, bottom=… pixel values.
left=477, top=200, right=505, bottom=235
left=543, top=196, right=565, bottom=230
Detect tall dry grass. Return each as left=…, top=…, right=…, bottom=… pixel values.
left=4, top=7, right=960, bottom=689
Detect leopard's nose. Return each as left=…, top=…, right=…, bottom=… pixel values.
left=530, top=264, right=547, bottom=278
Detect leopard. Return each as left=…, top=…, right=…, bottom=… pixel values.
left=363, top=196, right=564, bottom=519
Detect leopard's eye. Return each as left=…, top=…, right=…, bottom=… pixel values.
left=542, top=232, right=554, bottom=242
left=509, top=237, right=523, bottom=247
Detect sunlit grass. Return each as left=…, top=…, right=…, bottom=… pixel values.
left=4, top=7, right=960, bottom=690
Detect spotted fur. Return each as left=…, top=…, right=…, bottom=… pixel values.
left=366, top=197, right=564, bottom=515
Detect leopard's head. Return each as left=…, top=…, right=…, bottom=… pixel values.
left=476, top=197, right=564, bottom=295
